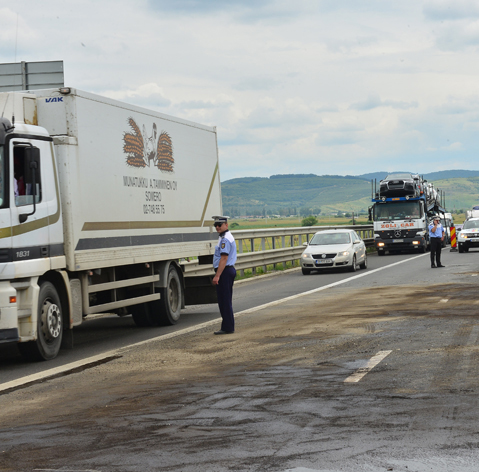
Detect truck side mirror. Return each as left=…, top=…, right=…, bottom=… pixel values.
left=368, top=207, right=372, bottom=221
left=24, top=147, right=40, bottom=185
left=19, top=146, right=40, bottom=223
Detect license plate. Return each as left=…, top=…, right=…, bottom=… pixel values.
left=392, top=239, right=404, bottom=243
left=316, top=259, right=332, bottom=264
left=472, top=238, right=479, bottom=242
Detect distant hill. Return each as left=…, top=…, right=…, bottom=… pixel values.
left=221, top=171, right=479, bottom=217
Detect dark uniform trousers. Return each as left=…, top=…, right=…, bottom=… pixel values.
left=430, top=237, right=442, bottom=266
left=215, top=265, right=236, bottom=332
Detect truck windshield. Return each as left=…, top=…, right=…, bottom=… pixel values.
left=375, top=201, right=421, bottom=221
left=0, top=146, right=5, bottom=208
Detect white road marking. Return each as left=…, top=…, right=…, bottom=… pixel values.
left=344, top=350, right=392, bottom=383
left=1, top=254, right=426, bottom=393
left=439, top=299, right=449, bottom=303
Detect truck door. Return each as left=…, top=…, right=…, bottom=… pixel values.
left=10, top=140, right=51, bottom=264
left=0, top=144, right=12, bottom=261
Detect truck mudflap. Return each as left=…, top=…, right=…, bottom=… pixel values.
left=0, top=282, right=22, bottom=342
left=0, top=328, right=19, bottom=343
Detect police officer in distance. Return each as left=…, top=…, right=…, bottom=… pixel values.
left=212, top=216, right=237, bottom=334
left=429, top=215, right=445, bottom=268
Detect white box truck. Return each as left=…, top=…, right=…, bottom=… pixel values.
left=0, top=87, right=222, bottom=360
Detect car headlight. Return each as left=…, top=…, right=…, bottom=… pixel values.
left=338, top=251, right=350, bottom=256
left=302, top=253, right=311, bottom=258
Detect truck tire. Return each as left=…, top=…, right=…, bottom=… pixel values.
left=150, top=266, right=182, bottom=325
left=378, top=251, right=385, bottom=256
left=459, top=245, right=464, bottom=253
left=131, top=301, right=158, bottom=327
left=18, top=281, right=63, bottom=361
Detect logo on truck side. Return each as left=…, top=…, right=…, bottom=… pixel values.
left=123, top=117, right=174, bottom=172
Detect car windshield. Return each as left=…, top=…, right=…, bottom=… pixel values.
left=310, top=232, right=351, bottom=245
left=384, top=173, right=412, bottom=180
left=463, top=220, right=479, bottom=229
left=374, top=201, right=421, bottom=221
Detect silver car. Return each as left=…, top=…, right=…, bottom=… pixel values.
left=300, top=229, right=367, bottom=275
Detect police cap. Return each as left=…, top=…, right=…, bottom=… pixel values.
left=212, top=215, right=228, bottom=226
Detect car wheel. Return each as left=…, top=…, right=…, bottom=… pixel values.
left=349, top=255, right=357, bottom=272
left=360, top=253, right=367, bottom=270
left=459, top=245, right=464, bottom=253
left=301, top=267, right=312, bottom=275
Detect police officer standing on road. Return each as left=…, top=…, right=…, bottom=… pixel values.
left=429, top=216, right=445, bottom=268
left=212, top=216, right=237, bottom=334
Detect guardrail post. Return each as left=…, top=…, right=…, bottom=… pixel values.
left=291, top=235, right=294, bottom=266
left=272, top=236, right=277, bottom=270
left=261, top=237, right=266, bottom=273
left=238, top=239, right=244, bottom=277
left=250, top=237, right=256, bottom=275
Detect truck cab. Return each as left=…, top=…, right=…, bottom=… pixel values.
left=371, top=197, right=427, bottom=255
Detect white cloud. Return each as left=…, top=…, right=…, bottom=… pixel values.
left=423, top=0, right=479, bottom=21
left=349, top=94, right=418, bottom=111
left=1, top=0, right=478, bottom=181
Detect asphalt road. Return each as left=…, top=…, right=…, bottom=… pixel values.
left=0, top=250, right=438, bottom=384
left=1, top=248, right=479, bottom=471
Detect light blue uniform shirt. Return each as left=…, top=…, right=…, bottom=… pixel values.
left=213, top=230, right=237, bottom=268
left=429, top=222, right=444, bottom=238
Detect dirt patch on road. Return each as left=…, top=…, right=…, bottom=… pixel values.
left=2, top=282, right=479, bottom=471
left=1, top=282, right=476, bottom=428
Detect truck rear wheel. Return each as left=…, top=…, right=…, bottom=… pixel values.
left=150, top=266, right=182, bottom=325
left=18, top=281, right=63, bottom=361
left=131, top=301, right=158, bottom=327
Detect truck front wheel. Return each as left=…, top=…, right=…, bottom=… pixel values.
left=18, top=282, right=63, bottom=361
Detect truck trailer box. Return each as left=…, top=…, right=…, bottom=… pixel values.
left=32, top=88, right=222, bottom=271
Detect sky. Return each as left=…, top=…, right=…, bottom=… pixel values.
left=1, top=0, right=479, bottom=182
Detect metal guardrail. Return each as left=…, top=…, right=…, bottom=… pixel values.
left=183, top=224, right=374, bottom=277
